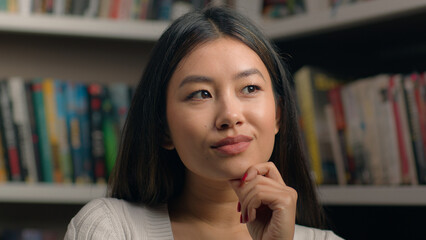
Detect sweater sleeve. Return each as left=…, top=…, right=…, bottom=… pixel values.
left=294, top=225, right=345, bottom=240
left=64, top=198, right=128, bottom=240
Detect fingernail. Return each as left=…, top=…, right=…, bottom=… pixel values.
left=237, top=202, right=241, bottom=212
left=240, top=172, right=248, bottom=186
left=240, top=214, right=242, bottom=223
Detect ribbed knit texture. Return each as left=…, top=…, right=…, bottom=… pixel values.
left=65, top=198, right=343, bottom=240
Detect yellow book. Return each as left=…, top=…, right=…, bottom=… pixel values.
left=295, top=67, right=324, bottom=184
left=7, top=0, right=17, bottom=13
left=42, top=78, right=63, bottom=182
left=0, top=135, right=6, bottom=182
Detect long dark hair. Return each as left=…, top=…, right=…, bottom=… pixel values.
left=108, top=6, right=325, bottom=228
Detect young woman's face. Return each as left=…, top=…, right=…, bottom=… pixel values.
left=166, top=37, right=280, bottom=181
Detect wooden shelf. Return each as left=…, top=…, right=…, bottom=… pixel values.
left=318, top=185, right=426, bottom=206
left=0, top=13, right=169, bottom=41
left=263, top=0, right=426, bottom=40
left=1, top=183, right=425, bottom=206
left=0, top=183, right=106, bottom=204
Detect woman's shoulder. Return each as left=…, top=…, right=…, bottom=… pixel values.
left=295, top=225, right=344, bottom=240
left=65, top=198, right=172, bottom=240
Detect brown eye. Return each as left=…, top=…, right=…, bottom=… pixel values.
left=188, top=90, right=212, bottom=100
left=242, top=85, right=260, bottom=94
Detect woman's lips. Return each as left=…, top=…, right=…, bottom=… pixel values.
left=211, top=135, right=252, bottom=155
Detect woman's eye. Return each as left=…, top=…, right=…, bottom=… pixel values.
left=188, top=90, right=212, bottom=100
left=242, top=85, right=260, bottom=94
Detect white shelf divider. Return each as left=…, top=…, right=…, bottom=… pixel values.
left=0, top=183, right=106, bottom=204
left=0, top=13, right=170, bottom=41
left=318, top=185, right=426, bottom=206
left=262, top=0, right=426, bottom=40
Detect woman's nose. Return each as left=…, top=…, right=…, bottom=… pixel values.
left=215, top=97, right=244, bottom=130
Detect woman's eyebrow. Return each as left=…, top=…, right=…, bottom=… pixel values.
left=179, top=75, right=213, bottom=88
left=234, top=68, right=265, bottom=82
left=179, top=68, right=265, bottom=88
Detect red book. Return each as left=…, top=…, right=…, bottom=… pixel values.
left=416, top=73, right=426, bottom=160
left=109, top=0, right=121, bottom=19
left=389, top=75, right=410, bottom=183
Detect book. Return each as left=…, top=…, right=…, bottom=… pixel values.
left=371, top=75, right=401, bottom=185
left=102, top=87, right=118, bottom=177
left=0, top=80, right=23, bottom=181
left=53, top=0, right=66, bottom=15
left=325, top=104, right=346, bottom=185
left=389, top=74, right=418, bottom=185
left=31, top=78, right=54, bottom=182
left=88, top=83, right=107, bottom=183
left=109, top=83, right=129, bottom=135
left=25, top=82, right=42, bottom=181
left=84, top=0, right=100, bottom=17
left=8, top=77, right=38, bottom=183
left=42, top=78, right=63, bottom=182
left=66, top=82, right=92, bottom=183
left=416, top=72, right=426, bottom=183
left=341, top=80, right=371, bottom=184
left=356, top=77, right=385, bottom=185
left=294, top=66, right=341, bottom=184
left=0, top=129, right=6, bottom=182
left=328, top=86, right=355, bottom=184
left=76, top=84, right=93, bottom=183
left=403, top=73, right=425, bottom=184
left=55, top=80, right=73, bottom=183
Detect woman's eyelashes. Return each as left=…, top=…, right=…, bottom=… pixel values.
left=186, top=90, right=212, bottom=100
left=242, top=85, right=261, bottom=95
left=185, top=84, right=262, bottom=101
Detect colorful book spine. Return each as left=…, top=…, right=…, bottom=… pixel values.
left=76, top=84, right=93, bottom=183
left=42, top=78, right=63, bottom=183
left=55, top=80, right=73, bottom=183
left=328, top=87, right=355, bottom=184
left=0, top=80, right=22, bottom=181
left=372, top=75, right=401, bottom=185
left=8, top=77, right=38, bottom=183
left=88, top=83, right=107, bottom=183
left=109, top=83, right=129, bottom=134
left=403, top=74, right=426, bottom=184
left=66, top=82, right=80, bottom=183
left=31, top=78, right=54, bottom=182
left=25, top=82, right=42, bottom=181
left=389, top=75, right=418, bottom=185
left=0, top=130, right=6, bottom=182
left=341, top=81, right=369, bottom=184
left=102, top=87, right=118, bottom=177
left=294, top=67, right=324, bottom=184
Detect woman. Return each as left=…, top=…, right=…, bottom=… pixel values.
left=66, top=6, right=342, bottom=240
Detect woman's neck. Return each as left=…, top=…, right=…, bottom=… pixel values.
left=170, top=172, right=240, bottom=226
left=168, top=172, right=250, bottom=240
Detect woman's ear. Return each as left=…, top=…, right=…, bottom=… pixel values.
left=162, top=130, right=175, bottom=150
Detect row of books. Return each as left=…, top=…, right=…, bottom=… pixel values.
left=294, top=66, right=426, bottom=186
left=0, top=0, right=233, bottom=21
left=0, top=228, right=59, bottom=240
left=0, top=77, right=134, bottom=184
left=262, top=0, right=377, bottom=20
left=262, top=0, right=306, bottom=19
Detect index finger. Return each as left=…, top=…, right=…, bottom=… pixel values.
left=242, top=162, right=285, bottom=186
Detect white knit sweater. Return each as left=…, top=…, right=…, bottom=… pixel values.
left=65, top=198, right=343, bottom=240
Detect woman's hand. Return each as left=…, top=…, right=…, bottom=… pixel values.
left=229, top=162, right=298, bottom=240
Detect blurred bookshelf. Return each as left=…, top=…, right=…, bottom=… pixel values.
left=0, top=183, right=106, bottom=204
left=318, top=186, right=426, bottom=206
left=263, top=0, right=426, bottom=40
left=1, top=0, right=426, bottom=239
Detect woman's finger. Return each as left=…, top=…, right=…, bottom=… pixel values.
left=242, top=162, right=285, bottom=186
